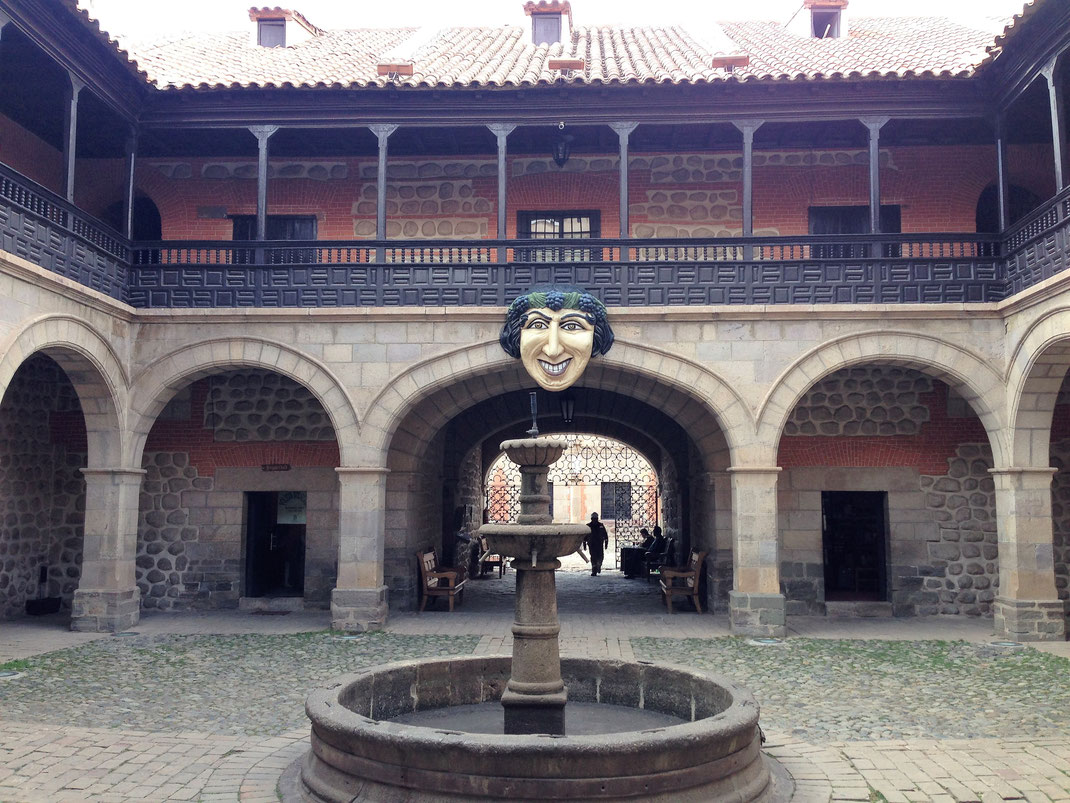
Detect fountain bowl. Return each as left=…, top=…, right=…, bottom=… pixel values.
left=480, top=523, right=589, bottom=562
left=499, top=436, right=569, bottom=467
left=295, top=655, right=785, bottom=802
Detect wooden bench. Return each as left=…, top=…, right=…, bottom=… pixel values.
left=659, top=549, right=707, bottom=613
left=416, top=549, right=467, bottom=612
left=477, top=536, right=506, bottom=578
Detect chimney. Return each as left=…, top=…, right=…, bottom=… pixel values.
left=523, top=1, right=573, bottom=46
left=248, top=7, right=320, bottom=48
left=788, top=0, right=848, bottom=39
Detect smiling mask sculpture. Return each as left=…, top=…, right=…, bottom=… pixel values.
left=499, top=287, right=614, bottom=391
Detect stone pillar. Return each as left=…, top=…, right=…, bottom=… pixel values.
left=332, top=467, right=390, bottom=631
left=990, top=468, right=1066, bottom=641
left=728, top=466, right=785, bottom=637
left=696, top=470, right=733, bottom=613
left=71, top=468, right=145, bottom=632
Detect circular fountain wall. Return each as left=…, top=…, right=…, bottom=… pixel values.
left=297, top=655, right=778, bottom=802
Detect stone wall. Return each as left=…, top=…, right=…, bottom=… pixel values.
left=784, top=367, right=932, bottom=437
left=913, top=445, right=998, bottom=616
left=202, top=372, right=336, bottom=442
left=0, top=355, right=85, bottom=618
left=1050, top=438, right=1070, bottom=609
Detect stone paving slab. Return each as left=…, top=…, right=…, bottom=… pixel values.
left=1, top=578, right=1070, bottom=802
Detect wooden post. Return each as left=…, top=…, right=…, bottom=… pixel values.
left=123, top=127, right=138, bottom=240
left=610, top=122, right=638, bottom=243
left=732, top=120, right=763, bottom=261
left=249, top=125, right=279, bottom=242
left=370, top=124, right=398, bottom=263
left=63, top=72, right=84, bottom=203
left=488, top=123, right=516, bottom=263
left=1042, top=59, right=1066, bottom=194
left=861, top=116, right=890, bottom=235
left=995, top=115, right=1011, bottom=232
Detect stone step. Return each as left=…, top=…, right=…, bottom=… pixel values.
left=238, top=596, right=306, bottom=612
left=825, top=601, right=894, bottom=618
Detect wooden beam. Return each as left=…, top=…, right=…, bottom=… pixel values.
left=370, top=124, right=398, bottom=258
left=123, top=126, right=138, bottom=239
left=732, top=120, right=763, bottom=244
left=995, top=115, right=1011, bottom=232
left=1042, top=58, right=1066, bottom=193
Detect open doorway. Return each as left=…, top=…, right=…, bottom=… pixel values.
left=821, top=491, right=887, bottom=601
left=244, top=491, right=306, bottom=597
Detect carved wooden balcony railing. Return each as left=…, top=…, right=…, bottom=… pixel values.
left=0, top=161, right=1067, bottom=309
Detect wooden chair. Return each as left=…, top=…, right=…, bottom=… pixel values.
left=659, top=549, right=707, bottom=613
left=416, top=549, right=467, bottom=612
left=478, top=536, right=505, bottom=578
left=644, top=537, right=676, bottom=582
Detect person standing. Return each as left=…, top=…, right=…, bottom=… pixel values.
left=585, top=512, right=609, bottom=576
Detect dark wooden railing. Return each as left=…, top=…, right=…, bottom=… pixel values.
left=0, top=163, right=128, bottom=300
left=2, top=161, right=1069, bottom=309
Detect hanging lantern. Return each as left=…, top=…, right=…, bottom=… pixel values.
left=552, top=134, right=572, bottom=167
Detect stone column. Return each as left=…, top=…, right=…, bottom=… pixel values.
left=695, top=470, right=733, bottom=613
left=990, top=467, right=1065, bottom=641
left=332, top=467, right=390, bottom=631
left=71, top=468, right=145, bottom=632
left=728, top=466, right=785, bottom=637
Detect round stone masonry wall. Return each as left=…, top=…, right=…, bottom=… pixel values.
left=785, top=367, right=933, bottom=437
left=1049, top=438, right=1070, bottom=605
left=918, top=444, right=998, bottom=616
left=205, top=372, right=335, bottom=442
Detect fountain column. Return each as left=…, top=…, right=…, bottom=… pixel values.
left=480, top=437, right=589, bottom=736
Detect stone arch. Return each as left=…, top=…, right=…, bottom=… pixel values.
left=363, top=339, right=752, bottom=471
left=1007, top=307, right=1070, bottom=467
left=127, top=337, right=359, bottom=467
left=756, top=331, right=1008, bottom=466
left=0, top=314, right=127, bottom=467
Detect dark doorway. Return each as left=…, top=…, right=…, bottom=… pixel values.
left=245, top=491, right=306, bottom=597
left=821, top=491, right=887, bottom=601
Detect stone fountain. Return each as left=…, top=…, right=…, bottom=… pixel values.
left=478, top=436, right=588, bottom=735
left=292, top=436, right=788, bottom=802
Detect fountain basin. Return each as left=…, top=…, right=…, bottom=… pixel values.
left=297, top=656, right=779, bottom=802
left=481, top=523, right=589, bottom=562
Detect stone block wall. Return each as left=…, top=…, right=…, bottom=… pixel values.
left=137, top=370, right=341, bottom=610
left=1049, top=438, right=1070, bottom=612
left=0, top=355, right=85, bottom=618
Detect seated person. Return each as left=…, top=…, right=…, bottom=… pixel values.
left=621, top=528, right=653, bottom=579
left=646, top=526, right=667, bottom=556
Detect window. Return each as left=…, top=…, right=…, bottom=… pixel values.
left=811, top=10, right=842, bottom=38
left=258, top=20, right=286, bottom=48
left=532, top=15, right=562, bottom=45
left=516, top=210, right=600, bottom=262
left=231, top=215, right=317, bottom=264
left=600, top=481, right=632, bottom=521
left=808, top=205, right=901, bottom=258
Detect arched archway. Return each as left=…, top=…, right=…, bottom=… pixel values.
left=127, top=337, right=359, bottom=469
left=373, top=344, right=742, bottom=613
left=0, top=316, right=126, bottom=622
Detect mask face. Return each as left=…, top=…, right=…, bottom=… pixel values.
left=519, top=307, right=595, bottom=391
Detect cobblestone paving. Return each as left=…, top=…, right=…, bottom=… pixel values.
left=0, top=631, right=478, bottom=736
left=632, top=637, right=1070, bottom=744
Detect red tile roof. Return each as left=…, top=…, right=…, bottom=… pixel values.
left=69, top=2, right=1035, bottom=92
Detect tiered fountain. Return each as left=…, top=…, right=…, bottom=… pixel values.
left=294, top=436, right=787, bottom=802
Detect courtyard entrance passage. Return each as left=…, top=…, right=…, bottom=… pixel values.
left=822, top=491, right=887, bottom=601
left=244, top=491, right=306, bottom=598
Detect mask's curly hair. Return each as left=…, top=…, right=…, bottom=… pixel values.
left=499, top=287, right=614, bottom=360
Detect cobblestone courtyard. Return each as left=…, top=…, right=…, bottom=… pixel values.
left=1, top=567, right=1069, bottom=802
